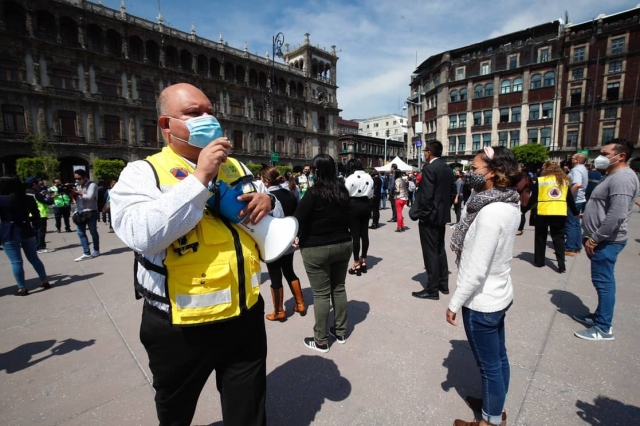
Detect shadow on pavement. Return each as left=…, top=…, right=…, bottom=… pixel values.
left=548, top=289, right=591, bottom=324
left=0, top=338, right=96, bottom=374
left=346, top=299, right=370, bottom=337
left=49, top=272, right=104, bottom=288
left=362, top=255, right=382, bottom=272
left=102, top=246, right=133, bottom=256
left=515, top=251, right=562, bottom=272
left=441, top=339, right=482, bottom=417
left=576, top=396, right=640, bottom=425
left=53, top=243, right=81, bottom=250
left=266, top=355, right=351, bottom=425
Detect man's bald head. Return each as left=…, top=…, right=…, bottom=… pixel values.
left=572, top=153, right=586, bottom=164
left=156, top=83, right=210, bottom=118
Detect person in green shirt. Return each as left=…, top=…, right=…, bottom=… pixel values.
left=50, top=179, right=72, bottom=233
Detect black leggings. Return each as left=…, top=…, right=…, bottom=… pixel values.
left=349, top=197, right=370, bottom=261
left=518, top=205, right=531, bottom=231
left=265, top=253, right=298, bottom=290
left=370, top=197, right=380, bottom=227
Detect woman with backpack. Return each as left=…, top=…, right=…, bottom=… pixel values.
left=261, top=167, right=306, bottom=321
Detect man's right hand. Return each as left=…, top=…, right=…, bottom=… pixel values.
left=193, top=137, right=232, bottom=186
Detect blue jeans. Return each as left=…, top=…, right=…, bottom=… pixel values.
left=462, top=304, right=511, bottom=425
left=76, top=210, right=100, bottom=255
left=565, top=202, right=585, bottom=251
left=589, top=240, right=626, bottom=332
left=380, top=193, right=387, bottom=209
left=2, top=236, right=48, bottom=289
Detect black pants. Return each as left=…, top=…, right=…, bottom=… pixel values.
left=35, top=218, right=48, bottom=249
left=518, top=205, right=530, bottom=232
left=349, top=197, right=370, bottom=261
left=54, top=206, right=71, bottom=231
left=388, top=192, right=397, bottom=220
left=370, top=197, right=380, bottom=227
left=140, top=298, right=267, bottom=426
left=266, top=253, right=298, bottom=290
left=453, top=200, right=462, bottom=223
left=419, top=222, right=449, bottom=293
left=534, top=215, right=566, bottom=270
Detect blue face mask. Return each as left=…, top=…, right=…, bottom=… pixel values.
left=170, top=115, right=223, bottom=148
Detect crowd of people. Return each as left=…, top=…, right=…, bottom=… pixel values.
left=4, top=82, right=639, bottom=426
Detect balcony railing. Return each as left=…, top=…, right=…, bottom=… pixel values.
left=100, top=138, right=128, bottom=146
left=0, top=131, right=28, bottom=140
left=55, top=135, right=85, bottom=144
left=37, top=31, right=57, bottom=43
left=0, top=80, right=31, bottom=91
left=47, top=87, right=83, bottom=99
left=129, top=54, right=145, bottom=63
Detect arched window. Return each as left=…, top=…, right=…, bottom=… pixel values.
left=530, top=74, right=542, bottom=89
left=543, top=71, right=555, bottom=86
left=450, top=89, right=459, bottom=102
left=459, top=88, right=468, bottom=101
left=500, top=79, right=511, bottom=94
left=484, top=83, right=494, bottom=97
left=513, top=77, right=523, bottom=92
left=474, top=84, right=483, bottom=98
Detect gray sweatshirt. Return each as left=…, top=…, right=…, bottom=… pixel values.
left=582, top=167, right=639, bottom=243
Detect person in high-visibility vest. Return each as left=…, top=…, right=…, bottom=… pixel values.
left=110, top=83, right=281, bottom=426
left=50, top=179, right=72, bottom=233
left=25, top=177, right=55, bottom=253
left=531, top=161, right=580, bottom=273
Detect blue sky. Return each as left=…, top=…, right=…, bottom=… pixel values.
left=109, top=0, right=637, bottom=119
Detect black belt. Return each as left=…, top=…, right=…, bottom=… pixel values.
left=143, top=299, right=170, bottom=320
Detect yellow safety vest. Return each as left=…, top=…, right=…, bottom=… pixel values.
left=537, top=175, right=568, bottom=216
left=27, top=192, right=49, bottom=218
left=137, top=146, right=262, bottom=326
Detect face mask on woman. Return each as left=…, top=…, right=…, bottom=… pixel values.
left=465, top=172, right=487, bottom=192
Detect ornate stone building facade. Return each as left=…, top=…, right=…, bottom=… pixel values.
left=407, top=6, right=640, bottom=165
left=0, top=0, right=340, bottom=180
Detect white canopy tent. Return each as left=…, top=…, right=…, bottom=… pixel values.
left=374, top=156, right=413, bottom=172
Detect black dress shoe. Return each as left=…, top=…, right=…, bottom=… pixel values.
left=387, top=219, right=397, bottom=223
left=439, top=287, right=450, bottom=295
left=412, top=289, right=439, bottom=300
left=369, top=225, right=377, bottom=229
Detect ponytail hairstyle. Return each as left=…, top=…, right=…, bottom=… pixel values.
left=311, top=154, right=349, bottom=206
left=261, top=166, right=286, bottom=187
left=284, top=170, right=296, bottom=192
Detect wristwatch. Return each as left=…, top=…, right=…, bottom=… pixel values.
left=269, top=193, right=276, bottom=211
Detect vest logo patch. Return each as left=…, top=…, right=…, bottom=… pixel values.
left=547, top=187, right=562, bottom=199
left=170, top=167, right=190, bottom=180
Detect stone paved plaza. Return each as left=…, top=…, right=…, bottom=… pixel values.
left=1, top=206, right=639, bottom=425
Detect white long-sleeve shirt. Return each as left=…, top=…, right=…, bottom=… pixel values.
left=448, top=202, right=520, bottom=314
left=110, top=158, right=282, bottom=311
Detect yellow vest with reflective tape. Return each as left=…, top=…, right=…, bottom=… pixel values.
left=142, top=147, right=261, bottom=326
left=537, top=175, right=568, bottom=216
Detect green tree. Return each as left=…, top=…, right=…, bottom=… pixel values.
left=275, top=165, right=292, bottom=177
left=19, top=133, right=60, bottom=180
left=511, top=143, right=548, bottom=166
left=245, top=163, right=264, bottom=177
left=16, top=157, right=45, bottom=181
left=93, top=159, right=126, bottom=182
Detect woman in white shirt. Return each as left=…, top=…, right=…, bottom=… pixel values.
left=446, top=146, right=521, bottom=426
left=344, top=159, right=374, bottom=275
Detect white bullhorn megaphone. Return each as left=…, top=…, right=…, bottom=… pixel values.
left=206, top=179, right=299, bottom=263
left=239, top=216, right=299, bottom=263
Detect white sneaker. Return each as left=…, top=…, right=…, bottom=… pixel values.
left=37, top=248, right=56, bottom=254
left=574, top=326, right=614, bottom=341
left=75, top=254, right=92, bottom=262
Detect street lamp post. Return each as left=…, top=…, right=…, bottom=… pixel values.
left=405, top=92, right=423, bottom=170
left=270, top=32, right=285, bottom=166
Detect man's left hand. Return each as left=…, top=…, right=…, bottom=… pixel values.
left=583, top=238, right=598, bottom=256
left=237, top=192, right=271, bottom=225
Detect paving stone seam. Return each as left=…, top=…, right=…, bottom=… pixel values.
left=512, top=260, right=575, bottom=426
left=68, top=249, right=152, bottom=386
left=53, top=382, right=150, bottom=425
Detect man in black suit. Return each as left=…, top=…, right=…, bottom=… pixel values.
left=412, top=140, right=456, bottom=300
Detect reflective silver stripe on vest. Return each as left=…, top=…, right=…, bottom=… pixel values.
left=251, top=272, right=260, bottom=288
left=538, top=181, right=559, bottom=187
left=176, top=289, right=232, bottom=309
